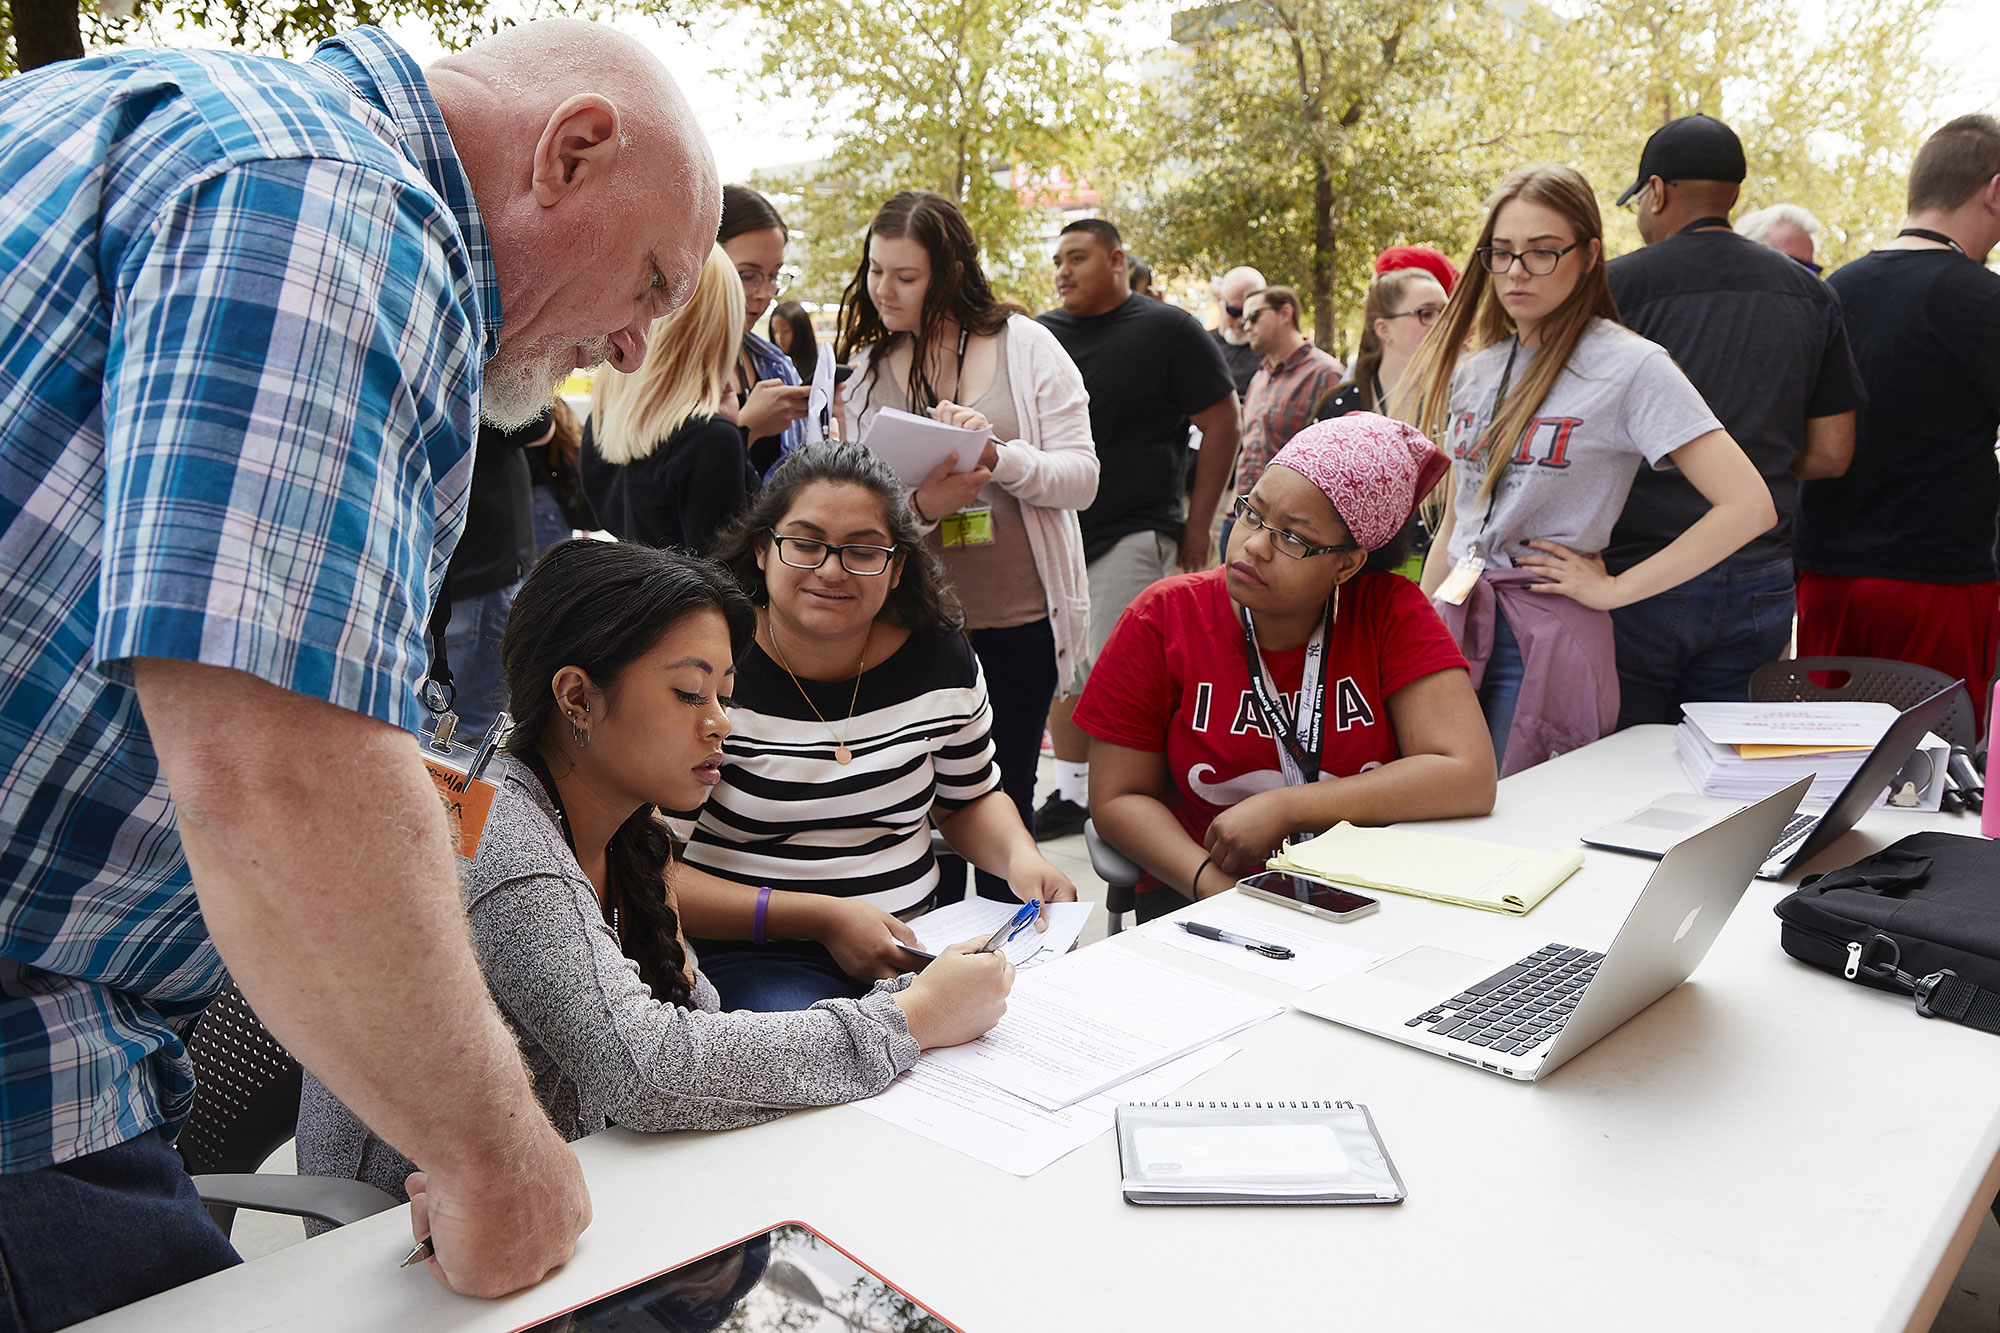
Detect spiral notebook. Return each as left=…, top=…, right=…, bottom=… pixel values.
left=1114, top=1100, right=1405, bottom=1206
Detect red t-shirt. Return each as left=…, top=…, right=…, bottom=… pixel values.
left=1073, top=569, right=1467, bottom=890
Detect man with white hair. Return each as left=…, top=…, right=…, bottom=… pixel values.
left=1210, top=264, right=1268, bottom=398
left=1739, top=203, right=1826, bottom=273
left=0, top=19, right=716, bottom=1326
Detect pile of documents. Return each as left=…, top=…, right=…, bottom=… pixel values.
left=1675, top=701, right=1895, bottom=803
left=1268, top=822, right=1583, bottom=916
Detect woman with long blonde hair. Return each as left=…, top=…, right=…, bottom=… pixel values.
left=1401, top=164, right=1773, bottom=775
left=581, top=244, right=760, bottom=553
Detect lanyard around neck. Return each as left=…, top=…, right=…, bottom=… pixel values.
left=1897, top=227, right=1966, bottom=256
left=1237, top=603, right=1331, bottom=786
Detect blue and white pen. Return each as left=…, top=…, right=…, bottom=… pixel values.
left=976, top=900, right=1041, bottom=954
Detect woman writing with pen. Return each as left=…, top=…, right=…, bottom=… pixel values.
left=837, top=191, right=1097, bottom=902
left=295, top=542, right=1012, bottom=1214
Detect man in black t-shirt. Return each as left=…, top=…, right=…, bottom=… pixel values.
left=1031, top=219, right=1240, bottom=838
left=443, top=408, right=553, bottom=734
left=1606, top=114, right=1865, bottom=726
left=1796, top=114, right=2000, bottom=733
left=1209, top=265, right=1267, bottom=399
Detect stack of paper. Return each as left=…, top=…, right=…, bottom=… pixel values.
left=1675, top=701, right=1897, bottom=802
left=1267, top=822, right=1582, bottom=915
left=858, top=407, right=986, bottom=487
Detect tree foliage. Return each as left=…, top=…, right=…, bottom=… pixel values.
left=1118, top=0, right=1948, bottom=355
left=741, top=0, right=1122, bottom=305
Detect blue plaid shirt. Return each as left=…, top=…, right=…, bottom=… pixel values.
left=0, top=29, right=492, bottom=1172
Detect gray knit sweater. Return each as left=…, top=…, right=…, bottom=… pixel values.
left=295, top=753, right=921, bottom=1204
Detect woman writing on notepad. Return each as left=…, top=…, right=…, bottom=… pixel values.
left=1076, top=415, right=1497, bottom=923
left=673, top=443, right=1078, bottom=1012
left=296, top=542, right=1011, bottom=1215
left=838, top=191, right=1096, bottom=902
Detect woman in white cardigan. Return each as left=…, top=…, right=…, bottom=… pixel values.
left=837, top=190, right=1097, bottom=901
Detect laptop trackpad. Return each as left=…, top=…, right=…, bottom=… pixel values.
left=1370, top=946, right=1495, bottom=990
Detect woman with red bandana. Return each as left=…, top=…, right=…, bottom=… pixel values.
left=1076, top=415, right=1497, bottom=923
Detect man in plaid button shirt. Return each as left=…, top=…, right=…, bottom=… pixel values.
left=0, top=19, right=716, bottom=1327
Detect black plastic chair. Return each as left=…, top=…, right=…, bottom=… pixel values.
left=1084, top=820, right=1141, bottom=934
left=1749, top=656, right=1976, bottom=750
left=177, top=982, right=396, bottom=1237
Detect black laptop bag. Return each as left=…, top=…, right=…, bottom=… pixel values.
left=1773, top=831, right=2000, bottom=1035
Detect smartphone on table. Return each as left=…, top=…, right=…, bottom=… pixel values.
left=1234, top=870, right=1379, bottom=922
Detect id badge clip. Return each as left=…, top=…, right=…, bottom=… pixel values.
left=939, top=506, right=995, bottom=548
left=1433, top=553, right=1485, bottom=607
left=421, top=709, right=506, bottom=858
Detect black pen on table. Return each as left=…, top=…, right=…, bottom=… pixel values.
left=1177, top=920, right=1294, bottom=960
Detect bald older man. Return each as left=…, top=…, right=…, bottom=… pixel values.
left=0, top=20, right=715, bottom=1328
left=1210, top=264, right=1268, bottom=398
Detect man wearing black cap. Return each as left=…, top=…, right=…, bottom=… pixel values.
left=1603, top=113, right=1864, bottom=726
left=1795, top=114, right=2000, bottom=733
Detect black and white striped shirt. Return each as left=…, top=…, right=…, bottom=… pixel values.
left=686, top=631, right=1001, bottom=913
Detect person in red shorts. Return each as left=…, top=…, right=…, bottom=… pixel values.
left=1076, top=414, right=1498, bottom=923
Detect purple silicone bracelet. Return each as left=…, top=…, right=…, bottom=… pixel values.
left=751, top=885, right=773, bottom=944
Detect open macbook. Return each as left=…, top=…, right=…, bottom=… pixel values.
left=1581, top=683, right=1959, bottom=879
left=1292, top=777, right=1810, bottom=1082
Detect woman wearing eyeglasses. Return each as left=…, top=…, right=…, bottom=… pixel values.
left=722, top=186, right=812, bottom=475
left=1315, top=267, right=1451, bottom=421
left=674, top=443, right=1078, bottom=1012
left=1077, top=415, right=1495, bottom=923
left=1401, top=164, right=1773, bottom=776
left=837, top=190, right=1096, bottom=904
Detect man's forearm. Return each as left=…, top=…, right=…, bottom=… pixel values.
left=136, top=660, right=552, bottom=1176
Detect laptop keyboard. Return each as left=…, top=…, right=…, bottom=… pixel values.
left=1766, top=812, right=1817, bottom=859
left=1404, top=944, right=1605, bottom=1057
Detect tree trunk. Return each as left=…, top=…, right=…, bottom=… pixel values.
left=13, top=0, right=85, bottom=71
left=1312, top=154, right=1336, bottom=350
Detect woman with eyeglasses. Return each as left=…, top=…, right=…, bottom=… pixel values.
left=1315, top=267, right=1451, bottom=421
left=582, top=245, right=760, bottom=556
left=673, top=443, right=1078, bottom=1012
left=721, top=185, right=812, bottom=475
left=837, top=190, right=1096, bottom=904
left=296, top=541, right=1012, bottom=1217
left=1077, top=416, right=1495, bottom=923
left=1401, top=164, right=1773, bottom=776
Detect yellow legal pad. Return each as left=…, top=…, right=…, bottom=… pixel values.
left=1269, top=823, right=1585, bottom=916
left=1732, top=743, right=1870, bottom=761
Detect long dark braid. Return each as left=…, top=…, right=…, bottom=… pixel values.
left=501, top=539, right=755, bottom=1010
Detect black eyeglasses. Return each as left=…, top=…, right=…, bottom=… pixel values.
left=1232, top=496, right=1358, bottom=559
left=767, top=531, right=898, bottom=575
left=1241, top=307, right=1267, bottom=327
left=1476, top=241, right=1581, bottom=276
left=1223, top=302, right=1245, bottom=318
left=1382, top=304, right=1444, bottom=327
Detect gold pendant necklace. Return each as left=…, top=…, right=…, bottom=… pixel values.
left=766, top=614, right=865, bottom=765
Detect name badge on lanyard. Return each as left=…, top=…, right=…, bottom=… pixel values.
left=1238, top=604, right=1329, bottom=786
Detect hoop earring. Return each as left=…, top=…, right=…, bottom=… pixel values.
left=1330, top=581, right=1342, bottom=627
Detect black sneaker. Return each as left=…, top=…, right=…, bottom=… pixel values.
left=1033, top=793, right=1088, bottom=841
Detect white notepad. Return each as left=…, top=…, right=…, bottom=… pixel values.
left=1115, top=1100, right=1405, bottom=1205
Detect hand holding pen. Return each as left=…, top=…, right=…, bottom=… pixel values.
left=976, top=899, right=1042, bottom=954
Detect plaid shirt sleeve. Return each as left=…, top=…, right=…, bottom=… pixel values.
left=95, top=156, right=478, bottom=730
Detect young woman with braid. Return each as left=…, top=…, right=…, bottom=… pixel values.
left=296, top=542, right=1011, bottom=1212
left=1401, top=164, right=1773, bottom=775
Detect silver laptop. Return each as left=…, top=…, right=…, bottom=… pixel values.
left=1582, top=684, right=1959, bottom=879
left=1292, top=777, right=1810, bottom=1082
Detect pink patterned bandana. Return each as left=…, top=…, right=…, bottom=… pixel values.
left=1268, top=413, right=1450, bottom=551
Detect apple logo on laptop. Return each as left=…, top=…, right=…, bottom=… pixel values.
left=1673, top=905, right=1702, bottom=943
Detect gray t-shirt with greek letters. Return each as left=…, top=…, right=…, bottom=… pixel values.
left=1443, top=318, right=1721, bottom=568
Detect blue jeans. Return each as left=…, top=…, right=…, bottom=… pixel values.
left=1479, top=609, right=1527, bottom=772
left=1610, top=555, right=1795, bottom=729
left=529, top=485, right=575, bottom=558
left=443, top=579, right=520, bottom=737
left=0, top=1129, right=239, bottom=1332
left=695, top=938, right=871, bottom=1012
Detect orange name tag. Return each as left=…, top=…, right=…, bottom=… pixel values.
left=424, top=754, right=497, bottom=859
